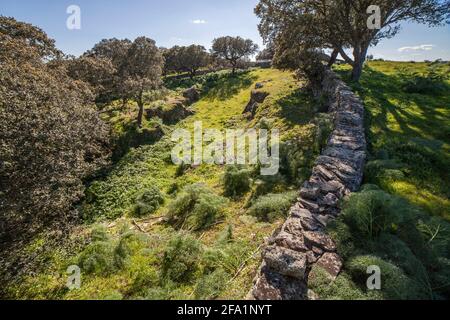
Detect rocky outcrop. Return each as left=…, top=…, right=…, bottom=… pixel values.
left=248, top=68, right=366, bottom=300
left=243, top=89, right=270, bottom=118
left=146, top=98, right=194, bottom=125
left=183, top=86, right=200, bottom=105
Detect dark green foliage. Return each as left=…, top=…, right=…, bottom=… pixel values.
left=248, top=191, right=297, bottom=222
left=77, top=228, right=142, bottom=275
left=280, top=140, right=315, bottom=186
left=78, top=241, right=116, bottom=275
left=128, top=267, right=159, bottom=298
left=397, top=65, right=449, bottom=94
left=113, top=121, right=166, bottom=161
left=175, top=162, right=190, bottom=177
left=133, top=186, right=165, bottom=217
left=340, top=188, right=417, bottom=241
left=313, top=113, right=333, bottom=152
left=161, top=234, right=202, bottom=283
left=194, top=269, right=229, bottom=300
left=223, top=165, right=252, bottom=198
left=327, top=186, right=450, bottom=300
left=308, top=266, right=377, bottom=300
left=326, top=219, right=357, bottom=260
left=364, top=159, right=405, bottom=185
left=346, top=255, right=430, bottom=300
left=167, top=184, right=228, bottom=231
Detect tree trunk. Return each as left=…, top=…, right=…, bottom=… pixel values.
left=137, top=92, right=144, bottom=128
left=328, top=49, right=339, bottom=67
left=351, top=44, right=369, bottom=82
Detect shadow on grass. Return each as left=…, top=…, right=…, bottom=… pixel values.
left=203, top=72, right=258, bottom=101
left=275, top=89, right=317, bottom=126
left=335, top=66, right=450, bottom=145
left=335, top=65, right=450, bottom=218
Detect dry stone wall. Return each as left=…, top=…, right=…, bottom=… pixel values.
left=248, top=69, right=367, bottom=300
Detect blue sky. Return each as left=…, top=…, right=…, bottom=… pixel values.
left=1, top=0, right=449, bottom=61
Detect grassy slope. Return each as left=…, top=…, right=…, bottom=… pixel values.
left=335, top=61, right=450, bottom=220
left=10, top=68, right=323, bottom=300
left=307, top=61, right=450, bottom=300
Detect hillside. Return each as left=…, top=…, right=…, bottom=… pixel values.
left=4, top=68, right=333, bottom=300
left=2, top=61, right=449, bottom=301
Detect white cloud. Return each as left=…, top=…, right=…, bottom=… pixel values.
left=190, top=19, right=207, bottom=24
left=398, top=44, right=434, bottom=53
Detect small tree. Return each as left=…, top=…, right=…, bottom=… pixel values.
left=86, top=38, right=132, bottom=106
left=211, top=36, right=259, bottom=74
left=122, top=37, right=164, bottom=128
left=179, top=45, right=210, bottom=79
left=163, top=45, right=210, bottom=78
left=65, top=55, right=116, bottom=100
left=162, top=45, right=182, bottom=75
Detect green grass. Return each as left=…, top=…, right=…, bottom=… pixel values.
left=312, top=61, right=450, bottom=300
left=8, top=68, right=327, bottom=300
left=334, top=61, right=450, bottom=221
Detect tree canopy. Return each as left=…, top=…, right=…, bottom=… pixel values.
left=211, top=36, right=259, bottom=74
left=163, top=45, right=211, bottom=78
left=255, top=0, right=450, bottom=81
left=0, top=17, right=111, bottom=239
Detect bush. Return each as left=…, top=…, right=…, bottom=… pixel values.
left=194, top=269, right=229, bottom=300
left=397, top=65, right=448, bottom=95
left=308, top=266, right=377, bottom=300
left=346, top=255, right=429, bottom=300
left=167, top=184, right=227, bottom=230
left=78, top=241, right=116, bottom=275
left=248, top=191, right=297, bottom=222
left=133, top=186, right=165, bottom=217
left=78, top=228, right=142, bottom=275
left=280, top=140, right=315, bottom=186
left=223, top=165, right=252, bottom=198
left=341, top=188, right=417, bottom=242
left=364, top=159, right=405, bottom=185
left=161, top=233, right=202, bottom=283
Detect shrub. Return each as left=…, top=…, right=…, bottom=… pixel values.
left=341, top=188, right=417, bottom=242
left=194, top=269, right=229, bottom=300
left=113, top=231, right=142, bottom=269
left=280, top=140, right=315, bottom=186
left=167, top=184, right=227, bottom=230
left=78, top=228, right=142, bottom=275
left=128, top=266, right=159, bottom=298
left=364, top=159, right=405, bottom=184
left=346, top=255, right=429, bottom=300
left=133, top=186, right=165, bottom=217
left=90, top=225, right=110, bottom=242
left=78, top=241, right=116, bottom=275
left=374, top=233, right=427, bottom=281
left=223, top=165, right=252, bottom=198
left=161, top=233, right=202, bottom=283
left=327, top=219, right=357, bottom=260
left=248, top=191, right=297, bottom=222
left=397, top=65, right=448, bottom=94
left=175, top=162, right=190, bottom=177
left=308, top=266, right=377, bottom=300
